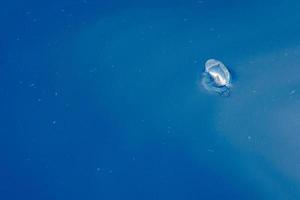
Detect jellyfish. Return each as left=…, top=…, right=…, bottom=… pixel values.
left=201, top=59, right=232, bottom=96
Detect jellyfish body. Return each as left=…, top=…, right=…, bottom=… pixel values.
left=201, top=59, right=232, bottom=96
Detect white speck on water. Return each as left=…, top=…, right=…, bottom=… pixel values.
left=289, top=90, right=296, bottom=96
left=89, top=67, right=97, bottom=73
left=29, top=83, right=35, bottom=88
left=52, top=120, right=57, bottom=125
left=25, top=157, right=32, bottom=161
left=167, top=126, right=172, bottom=134
left=207, top=149, right=215, bottom=153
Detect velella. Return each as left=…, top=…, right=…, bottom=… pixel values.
left=201, top=59, right=232, bottom=96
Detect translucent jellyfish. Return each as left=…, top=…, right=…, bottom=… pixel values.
left=201, top=59, right=232, bottom=96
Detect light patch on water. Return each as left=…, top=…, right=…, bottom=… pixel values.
left=214, top=46, right=300, bottom=198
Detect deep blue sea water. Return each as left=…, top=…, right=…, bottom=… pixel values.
left=2, top=1, right=300, bottom=199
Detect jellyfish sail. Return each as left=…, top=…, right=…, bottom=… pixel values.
left=201, top=59, right=232, bottom=96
